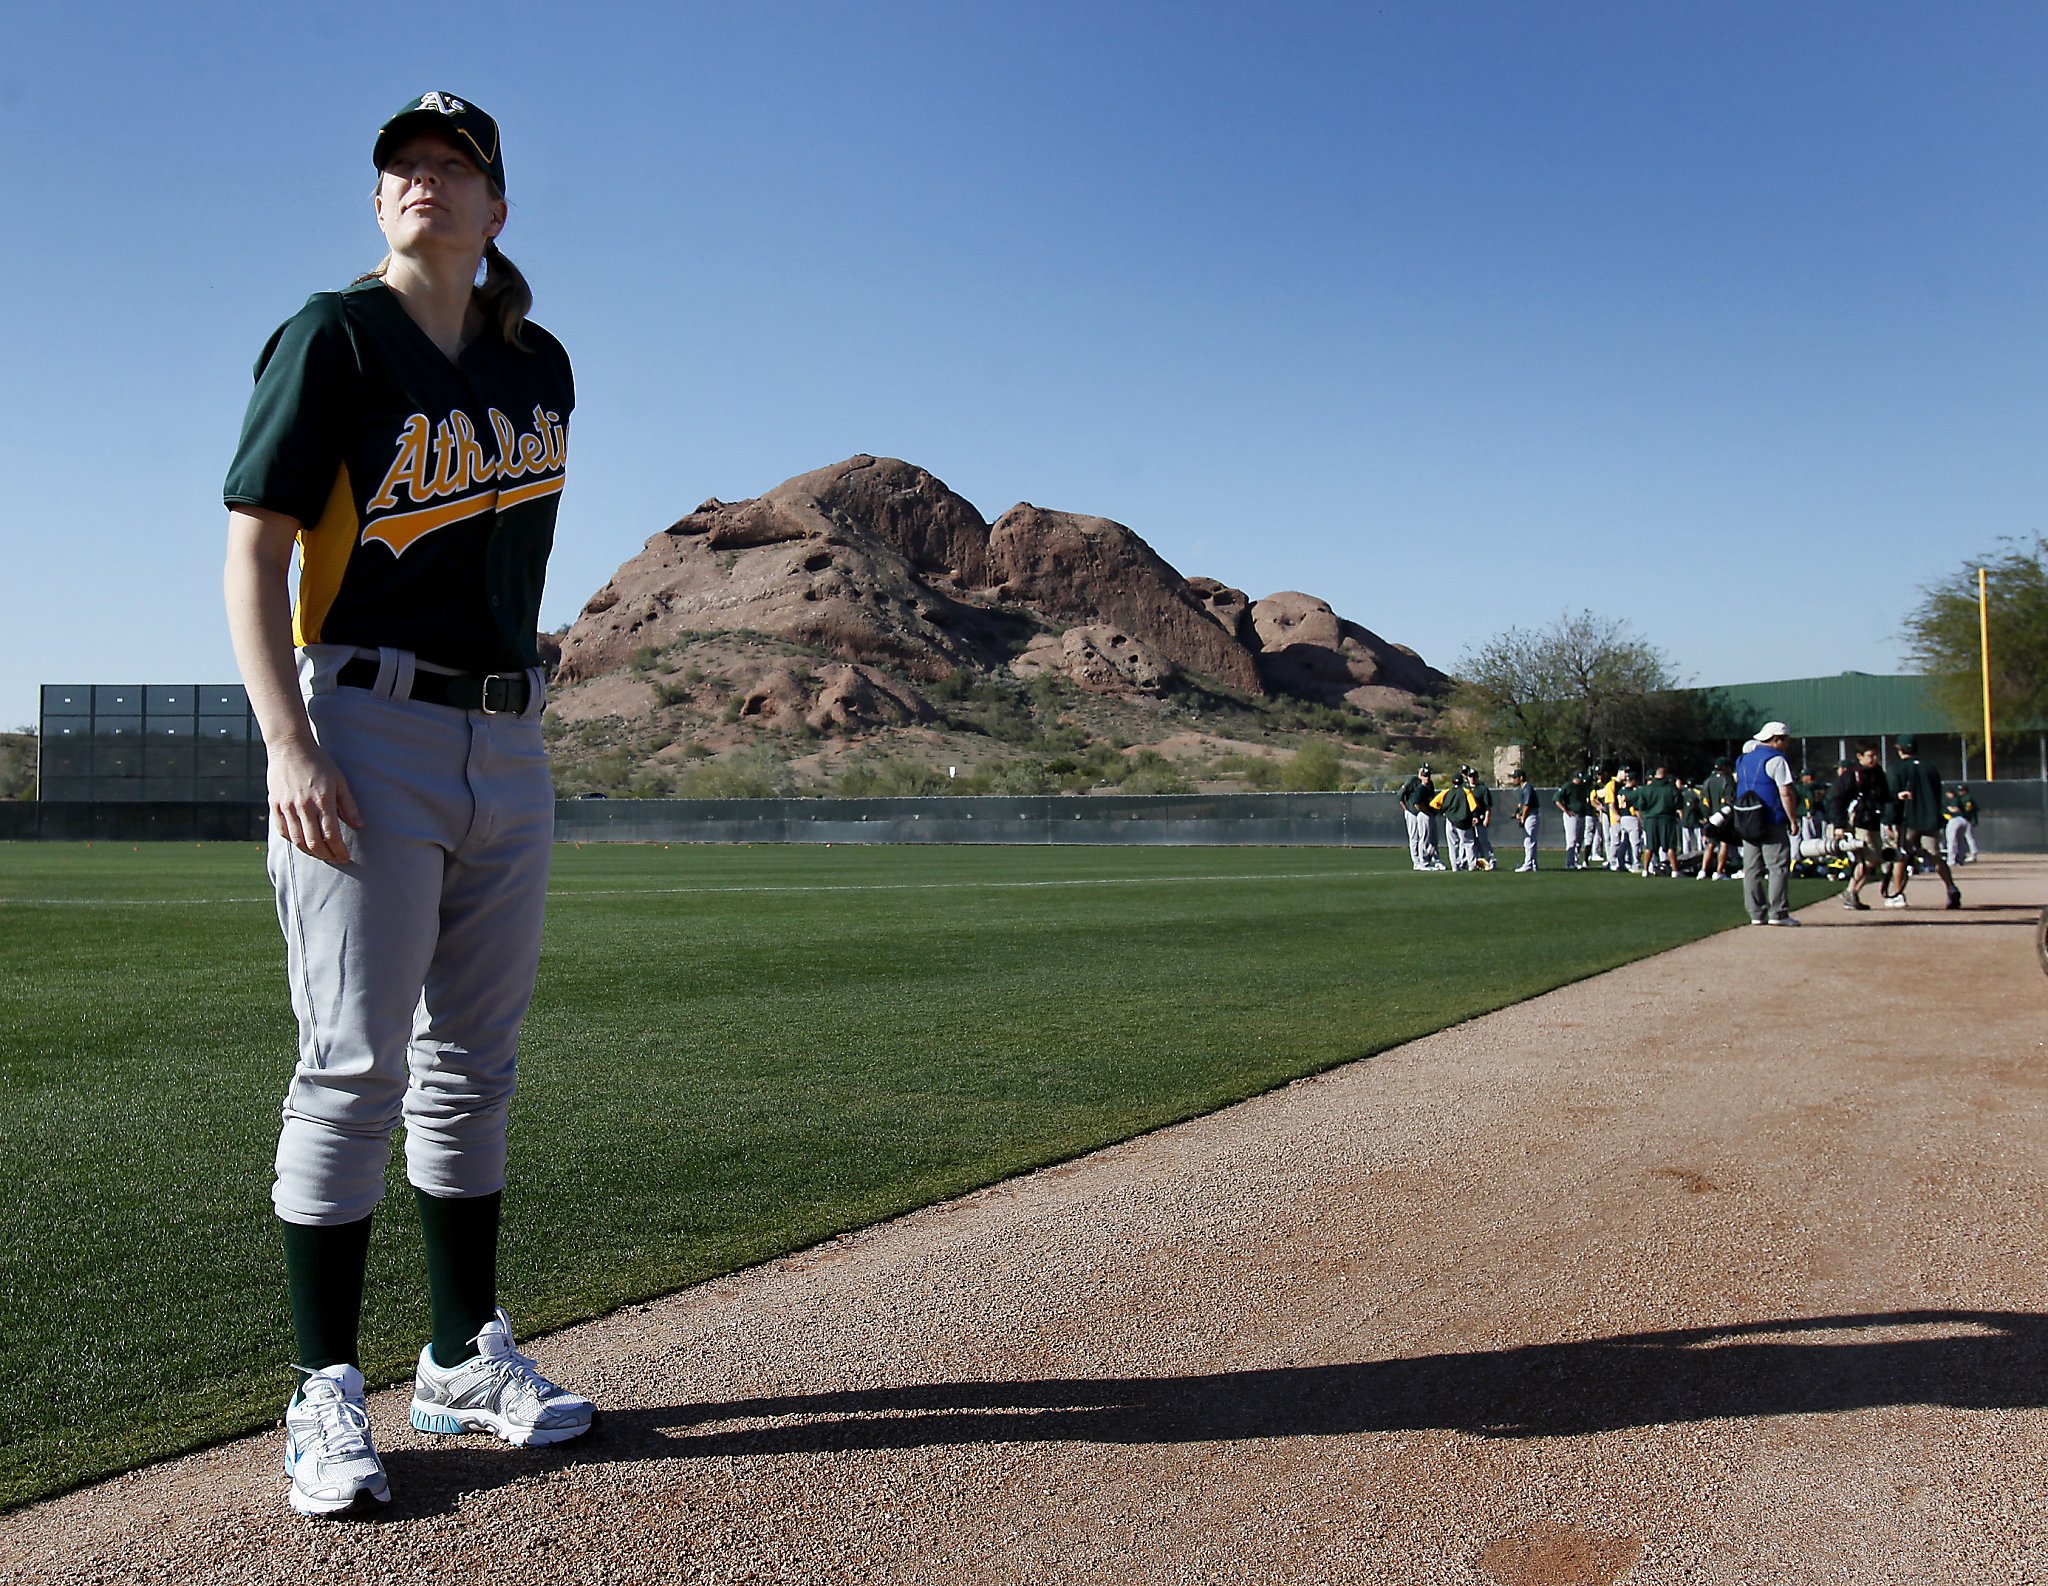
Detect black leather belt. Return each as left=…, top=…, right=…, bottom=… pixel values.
left=336, top=658, right=533, bottom=714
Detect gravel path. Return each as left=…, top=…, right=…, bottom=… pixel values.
left=8, top=857, right=2047, bottom=1586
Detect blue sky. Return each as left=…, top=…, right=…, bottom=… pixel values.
left=3, top=1, right=2041, bottom=730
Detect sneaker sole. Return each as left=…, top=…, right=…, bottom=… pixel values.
left=410, top=1399, right=594, bottom=1447
left=284, top=1454, right=390, bottom=1517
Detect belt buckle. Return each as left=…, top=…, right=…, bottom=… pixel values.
left=480, top=673, right=512, bottom=715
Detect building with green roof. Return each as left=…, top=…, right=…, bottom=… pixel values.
left=1684, top=671, right=2038, bottom=781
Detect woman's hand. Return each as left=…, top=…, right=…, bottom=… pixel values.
left=265, top=738, right=363, bottom=864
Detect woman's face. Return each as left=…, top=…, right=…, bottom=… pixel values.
left=373, top=130, right=506, bottom=260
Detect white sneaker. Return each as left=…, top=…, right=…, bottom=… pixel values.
left=1883, top=893, right=1908, bottom=909
left=410, top=1308, right=595, bottom=1447
left=283, top=1364, right=389, bottom=1517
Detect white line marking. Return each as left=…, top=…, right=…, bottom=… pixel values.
left=549, top=871, right=1382, bottom=900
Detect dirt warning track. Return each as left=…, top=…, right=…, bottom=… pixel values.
left=8, top=858, right=2047, bottom=1585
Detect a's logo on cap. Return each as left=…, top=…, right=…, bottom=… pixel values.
left=416, top=91, right=468, bottom=115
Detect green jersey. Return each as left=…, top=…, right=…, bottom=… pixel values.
left=1891, top=756, right=1944, bottom=834
left=1631, top=778, right=1679, bottom=820
left=224, top=279, right=574, bottom=674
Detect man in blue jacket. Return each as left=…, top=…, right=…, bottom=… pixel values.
left=1736, top=722, right=1802, bottom=925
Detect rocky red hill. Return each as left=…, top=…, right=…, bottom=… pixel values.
left=555, top=455, right=1445, bottom=725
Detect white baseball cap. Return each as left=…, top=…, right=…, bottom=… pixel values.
left=1755, top=720, right=1790, bottom=740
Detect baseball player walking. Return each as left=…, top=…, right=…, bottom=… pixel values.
left=224, top=92, right=593, bottom=1518
left=1884, top=735, right=1963, bottom=910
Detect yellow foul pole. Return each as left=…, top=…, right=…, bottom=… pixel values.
left=1978, top=567, right=1995, bottom=781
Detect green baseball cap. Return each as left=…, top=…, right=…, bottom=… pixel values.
left=374, top=91, right=506, bottom=195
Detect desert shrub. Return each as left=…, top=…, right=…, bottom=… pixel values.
left=679, top=748, right=795, bottom=799
left=1278, top=740, right=1345, bottom=792
left=1024, top=673, right=1067, bottom=716
left=1210, top=753, right=1282, bottom=790
left=831, top=761, right=955, bottom=798
left=1025, top=721, right=1091, bottom=756
left=652, top=680, right=692, bottom=707
left=1121, top=760, right=1192, bottom=795
left=554, top=749, right=634, bottom=798
left=1263, top=696, right=1382, bottom=742
left=964, top=760, right=1057, bottom=795
left=630, top=645, right=661, bottom=671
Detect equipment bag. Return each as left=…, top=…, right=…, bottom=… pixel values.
left=1730, top=793, right=1773, bottom=844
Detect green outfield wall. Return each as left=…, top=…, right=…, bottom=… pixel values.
left=9, top=787, right=2042, bottom=849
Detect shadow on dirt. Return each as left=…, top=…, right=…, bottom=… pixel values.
left=381, top=1309, right=2048, bottom=1514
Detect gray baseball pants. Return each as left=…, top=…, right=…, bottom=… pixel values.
left=1607, top=816, right=1640, bottom=872
left=1740, top=832, right=1791, bottom=924
left=1405, top=809, right=1439, bottom=870
left=269, top=645, right=553, bottom=1226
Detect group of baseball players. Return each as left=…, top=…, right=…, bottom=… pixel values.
left=1399, top=759, right=1730, bottom=878
left=1395, top=763, right=1508, bottom=871
left=1820, top=734, right=1972, bottom=911
left=1394, top=736, right=1983, bottom=901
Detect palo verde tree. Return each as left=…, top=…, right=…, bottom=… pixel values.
left=1449, top=611, right=1693, bottom=781
left=1904, top=541, right=2048, bottom=760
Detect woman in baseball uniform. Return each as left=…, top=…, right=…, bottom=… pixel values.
left=224, top=92, right=592, bottom=1518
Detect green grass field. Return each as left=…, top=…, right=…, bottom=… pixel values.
left=0, top=841, right=1826, bottom=1509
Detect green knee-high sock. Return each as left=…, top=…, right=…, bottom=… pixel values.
left=281, top=1215, right=374, bottom=1378
left=414, top=1187, right=501, bottom=1368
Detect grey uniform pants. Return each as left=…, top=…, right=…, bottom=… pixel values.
left=1405, top=809, right=1439, bottom=870
left=1520, top=813, right=1538, bottom=869
left=1740, top=832, right=1792, bottom=923
left=269, top=646, right=554, bottom=1226
left=1561, top=812, right=1588, bottom=867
